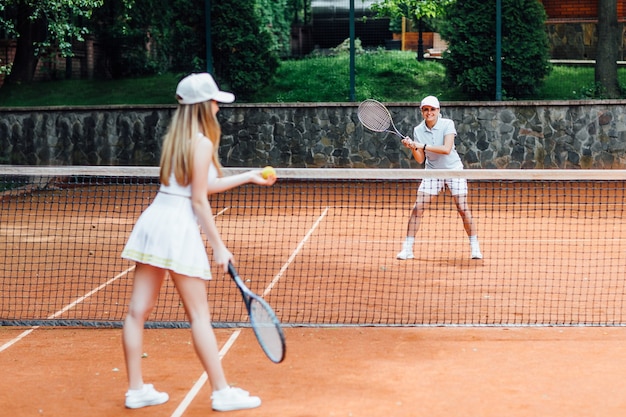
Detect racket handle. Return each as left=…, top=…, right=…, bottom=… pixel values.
left=228, top=262, right=237, bottom=277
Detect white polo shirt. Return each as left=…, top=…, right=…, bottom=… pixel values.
left=413, top=116, right=463, bottom=170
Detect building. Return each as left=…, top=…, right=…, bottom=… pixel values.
left=540, top=0, right=626, bottom=60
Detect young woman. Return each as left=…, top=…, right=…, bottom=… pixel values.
left=121, top=73, right=276, bottom=411
left=397, top=95, right=482, bottom=261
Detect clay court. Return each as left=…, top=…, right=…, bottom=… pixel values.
left=3, top=326, right=626, bottom=416
left=2, top=167, right=626, bottom=416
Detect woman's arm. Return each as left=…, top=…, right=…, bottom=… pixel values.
left=423, top=133, right=455, bottom=155
left=190, top=140, right=232, bottom=272
left=401, top=132, right=454, bottom=163
left=401, top=136, right=425, bottom=164
left=206, top=170, right=276, bottom=195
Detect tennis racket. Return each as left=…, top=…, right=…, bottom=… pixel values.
left=228, top=262, right=286, bottom=363
left=357, top=99, right=406, bottom=139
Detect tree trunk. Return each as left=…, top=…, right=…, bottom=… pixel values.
left=3, top=3, right=46, bottom=85
left=595, top=0, right=620, bottom=98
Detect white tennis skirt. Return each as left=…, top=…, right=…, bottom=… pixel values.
left=121, top=192, right=212, bottom=280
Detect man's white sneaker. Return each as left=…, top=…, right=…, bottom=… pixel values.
left=125, top=384, right=169, bottom=409
left=396, top=247, right=414, bottom=260
left=471, top=243, right=483, bottom=259
left=211, top=386, right=261, bottom=412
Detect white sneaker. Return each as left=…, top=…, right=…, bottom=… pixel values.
left=471, top=242, right=483, bottom=259
left=125, top=384, right=169, bottom=409
left=211, top=386, right=261, bottom=412
left=396, top=247, right=414, bottom=260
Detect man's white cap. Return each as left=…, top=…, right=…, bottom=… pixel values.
left=176, top=73, right=235, bottom=105
left=420, top=95, right=440, bottom=109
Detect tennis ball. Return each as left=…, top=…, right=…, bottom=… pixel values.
left=261, top=166, right=276, bottom=179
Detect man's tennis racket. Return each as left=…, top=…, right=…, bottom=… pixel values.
left=228, top=262, right=286, bottom=363
left=357, top=99, right=406, bottom=139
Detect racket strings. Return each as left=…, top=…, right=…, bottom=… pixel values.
left=250, top=299, right=284, bottom=362
left=358, top=101, right=392, bottom=132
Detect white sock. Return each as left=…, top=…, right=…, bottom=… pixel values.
left=405, top=236, right=415, bottom=248
left=214, top=386, right=232, bottom=395
left=469, top=235, right=478, bottom=245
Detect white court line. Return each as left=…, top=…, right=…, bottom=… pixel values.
left=0, top=327, right=38, bottom=353
left=170, top=207, right=329, bottom=417
left=47, top=266, right=136, bottom=320
left=170, top=330, right=242, bottom=417
left=0, top=266, right=135, bottom=353
left=261, top=207, right=329, bottom=297
left=215, top=207, right=229, bottom=216
left=3, top=204, right=328, bottom=412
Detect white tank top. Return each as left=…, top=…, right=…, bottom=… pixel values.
left=159, top=163, right=218, bottom=197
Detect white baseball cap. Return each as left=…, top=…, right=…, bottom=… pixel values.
left=175, top=73, right=235, bottom=105
left=420, top=95, right=440, bottom=109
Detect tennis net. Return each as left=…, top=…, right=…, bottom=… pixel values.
left=1, top=166, right=626, bottom=327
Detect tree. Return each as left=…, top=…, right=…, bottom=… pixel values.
left=90, top=0, right=173, bottom=78
left=1, top=0, right=104, bottom=85
left=440, top=0, right=551, bottom=99
left=255, top=0, right=292, bottom=58
left=595, top=0, right=621, bottom=98
left=1, top=0, right=281, bottom=98
left=288, top=0, right=312, bottom=25
left=212, top=0, right=280, bottom=101
left=166, top=0, right=206, bottom=73
left=371, top=0, right=452, bottom=61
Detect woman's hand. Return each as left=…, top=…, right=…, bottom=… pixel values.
left=213, top=245, right=234, bottom=273
left=401, top=137, right=420, bottom=151
left=249, top=170, right=277, bottom=186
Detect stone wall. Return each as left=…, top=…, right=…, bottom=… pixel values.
left=1, top=101, right=626, bottom=169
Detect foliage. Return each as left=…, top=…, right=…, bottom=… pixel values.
left=91, top=0, right=208, bottom=77
left=0, top=2, right=13, bottom=75
left=0, top=3, right=16, bottom=38
left=255, top=0, right=292, bottom=57
left=90, top=0, right=174, bottom=77
left=371, top=0, right=452, bottom=61
left=1, top=0, right=282, bottom=91
left=251, top=50, right=451, bottom=102
left=440, top=0, right=552, bottom=99
left=287, top=0, right=312, bottom=25
left=0, top=62, right=11, bottom=75
left=2, top=53, right=624, bottom=107
left=371, top=0, right=452, bottom=25
left=94, top=0, right=283, bottom=98
left=572, top=80, right=626, bottom=100
left=8, top=0, right=104, bottom=57
left=1, top=0, right=104, bottom=83
left=211, top=0, right=280, bottom=101
left=166, top=0, right=206, bottom=73
left=327, top=38, right=365, bottom=55
left=0, top=73, right=180, bottom=106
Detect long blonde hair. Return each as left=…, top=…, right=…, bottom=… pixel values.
left=159, top=100, right=223, bottom=186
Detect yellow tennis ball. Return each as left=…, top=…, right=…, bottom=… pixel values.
left=261, top=166, right=276, bottom=179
